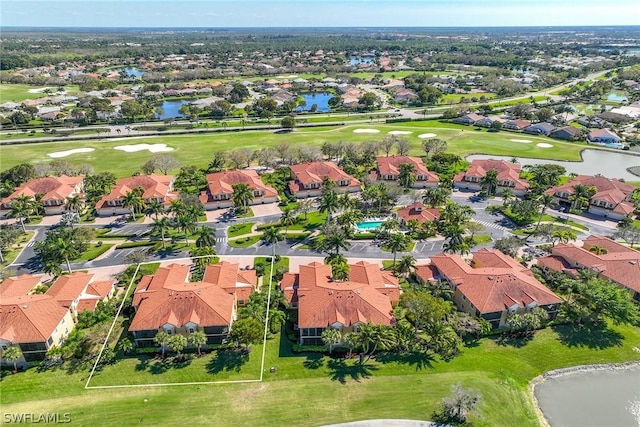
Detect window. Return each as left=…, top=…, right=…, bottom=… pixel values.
left=188, top=327, right=195, bottom=334
left=2, top=344, right=8, bottom=350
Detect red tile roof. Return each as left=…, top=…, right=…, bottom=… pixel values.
left=0, top=275, right=43, bottom=299
left=545, top=175, right=635, bottom=214
left=426, top=249, right=561, bottom=313
left=376, top=156, right=439, bottom=182
left=541, top=236, right=640, bottom=294
left=0, top=295, right=70, bottom=343
left=95, top=174, right=177, bottom=209
left=288, top=162, right=361, bottom=193
left=454, top=159, right=529, bottom=191
left=2, top=175, right=83, bottom=207
left=199, top=169, right=278, bottom=204
left=397, top=202, right=440, bottom=223
left=280, top=261, right=399, bottom=328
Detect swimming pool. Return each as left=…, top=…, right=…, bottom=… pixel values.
left=356, top=221, right=383, bottom=231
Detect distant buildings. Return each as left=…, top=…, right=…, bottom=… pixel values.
left=1, top=175, right=84, bottom=218
left=374, top=156, right=439, bottom=189
left=288, top=162, right=361, bottom=198
left=454, top=159, right=529, bottom=196
left=199, top=170, right=279, bottom=210
left=95, top=174, right=177, bottom=217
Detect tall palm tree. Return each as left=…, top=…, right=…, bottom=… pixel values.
left=261, top=227, right=282, bottom=257
left=297, top=198, right=314, bottom=220
left=144, top=200, right=164, bottom=220
left=443, top=226, right=471, bottom=255
left=533, top=193, right=555, bottom=235
left=123, top=189, right=145, bottom=221
left=321, top=328, right=342, bottom=355
left=384, top=232, right=410, bottom=269
left=398, top=163, right=416, bottom=188
left=569, top=185, right=597, bottom=211
left=173, top=212, right=197, bottom=246
left=195, top=225, right=216, bottom=248
left=232, top=183, right=254, bottom=214
left=423, top=187, right=449, bottom=208
left=2, top=346, right=23, bottom=371
left=151, top=217, right=170, bottom=249
left=8, top=195, right=34, bottom=232
left=501, top=188, right=515, bottom=207
left=480, top=169, right=499, bottom=196
left=357, top=324, right=394, bottom=364
left=396, top=255, right=416, bottom=278
left=279, top=207, right=297, bottom=236
left=319, top=226, right=350, bottom=256
left=53, top=235, right=76, bottom=273
left=319, top=189, right=339, bottom=223
left=154, top=330, right=170, bottom=357
left=65, top=195, right=83, bottom=214
left=188, top=330, right=207, bottom=356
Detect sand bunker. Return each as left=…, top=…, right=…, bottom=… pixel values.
left=353, top=129, right=381, bottom=134
left=537, top=143, right=553, bottom=148
left=388, top=131, right=413, bottom=135
left=418, top=133, right=438, bottom=138
left=510, top=139, right=532, bottom=143
left=28, top=87, right=55, bottom=94
left=48, top=148, right=95, bottom=158
left=277, top=75, right=298, bottom=79
left=114, top=143, right=174, bottom=153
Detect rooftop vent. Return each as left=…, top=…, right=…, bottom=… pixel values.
left=487, top=276, right=494, bottom=281
left=630, top=260, right=637, bottom=265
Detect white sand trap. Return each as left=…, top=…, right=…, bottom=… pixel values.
left=28, top=87, right=54, bottom=94
left=48, top=148, right=95, bottom=158
left=537, top=143, right=553, bottom=148
left=114, top=143, right=174, bottom=153
left=277, top=75, right=298, bottom=79
left=510, top=139, right=532, bottom=143
left=388, top=130, right=413, bottom=135
left=418, top=133, right=438, bottom=139
left=353, top=129, right=381, bottom=134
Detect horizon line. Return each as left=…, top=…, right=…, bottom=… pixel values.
left=2, top=24, right=640, bottom=29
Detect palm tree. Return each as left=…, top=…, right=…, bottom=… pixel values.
left=569, top=185, right=597, bottom=211
left=357, top=324, right=394, bottom=364
left=533, top=194, right=555, bottom=235
left=553, top=228, right=577, bottom=245
left=53, top=235, right=76, bottom=273
left=65, top=195, right=83, bottom=214
left=319, top=189, right=339, bottom=223
left=123, top=188, right=145, bottom=220
left=2, top=346, right=22, bottom=371
left=261, top=227, right=282, bottom=256
left=188, top=330, right=207, bottom=356
left=443, top=226, right=471, bottom=255
left=343, top=332, right=360, bottom=358
left=384, top=232, right=411, bottom=269
left=232, top=183, right=254, bottom=214
left=144, top=200, right=164, bottom=220
left=396, top=255, right=416, bottom=278
left=8, top=195, right=34, bottom=232
left=398, top=162, right=416, bottom=188
left=154, top=330, right=170, bottom=357
left=151, top=217, right=170, bottom=249
left=279, top=207, right=297, bottom=236
left=173, top=212, right=197, bottom=246
left=501, top=188, right=515, bottom=207
left=297, top=198, right=314, bottom=220
left=588, top=245, right=608, bottom=255
left=167, top=334, right=187, bottom=358
left=117, top=338, right=134, bottom=355
left=423, top=187, right=449, bottom=208
left=318, top=226, right=350, bottom=256
left=480, top=169, right=499, bottom=196
left=321, top=328, right=342, bottom=355
left=195, top=225, right=216, bottom=248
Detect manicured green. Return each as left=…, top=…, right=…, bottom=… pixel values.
left=472, top=234, right=493, bottom=244
left=0, top=84, right=78, bottom=102
left=254, top=256, right=290, bottom=287
left=228, top=235, right=261, bottom=248
left=0, top=122, right=589, bottom=178
left=228, top=222, right=255, bottom=238
left=72, top=243, right=113, bottom=262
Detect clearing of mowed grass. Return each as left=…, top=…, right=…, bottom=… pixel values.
left=0, top=122, right=588, bottom=177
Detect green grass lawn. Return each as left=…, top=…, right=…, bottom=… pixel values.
left=0, top=121, right=589, bottom=178
left=3, top=321, right=638, bottom=426
left=0, top=231, right=34, bottom=268
left=228, top=222, right=255, bottom=238
left=254, top=256, right=290, bottom=287
left=472, top=234, right=493, bottom=245
left=72, top=243, right=113, bottom=262
left=228, top=235, right=261, bottom=248
left=0, top=83, right=80, bottom=102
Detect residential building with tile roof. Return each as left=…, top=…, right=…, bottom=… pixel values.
left=544, top=175, right=636, bottom=220
left=587, top=128, right=621, bottom=144
left=396, top=202, right=440, bottom=225
left=129, top=262, right=257, bottom=346
left=280, top=261, right=399, bottom=345
left=538, top=236, right=640, bottom=300
left=95, top=174, right=178, bottom=217
left=416, top=249, right=561, bottom=328
left=1, top=175, right=84, bottom=218
left=288, top=161, right=361, bottom=198
left=374, top=156, right=439, bottom=189
left=453, top=159, right=529, bottom=196
left=199, top=169, right=279, bottom=210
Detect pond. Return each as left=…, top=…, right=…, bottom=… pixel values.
left=351, top=56, right=375, bottom=66
left=113, top=67, right=145, bottom=77
left=466, top=149, right=640, bottom=181
left=535, top=365, right=640, bottom=427
left=606, top=91, right=628, bottom=103
left=155, top=100, right=191, bottom=119
left=295, top=93, right=333, bottom=112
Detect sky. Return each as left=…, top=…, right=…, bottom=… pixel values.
left=1, top=0, right=639, bottom=28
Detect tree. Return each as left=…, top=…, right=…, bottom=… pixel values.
left=65, top=195, right=83, bottom=214
left=318, top=223, right=351, bottom=256
left=480, top=169, right=499, bottom=196
left=569, top=184, right=597, bottom=211
left=321, top=328, right=341, bottom=355
left=507, top=307, right=549, bottom=332
left=441, top=384, right=482, bottom=423
left=230, top=317, right=263, bottom=348
left=358, top=92, right=379, bottom=110
left=2, top=346, right=22, bottom=371
left=167, top=334, right=187, bottom=357
left=396, top=138, right=411, bottom=156
left=614, top=225, right=640, bottom=248
left=398, top=163, right=416, bottom=188
left=279, top=207, right=297, bottom=236
left=59, top=211, right=80, bottom=229
left=195, top=225, right=216, bottom=249
left=232, top=183, right=254, bottom=214
left=151, top=217, right=171, bottom=249
left=443, top=225, right=471, bottom=255
left=117, top=338, right=134, bottom=355
left=281, top=115, right=296, bottom=129
left=318, top=187, right=339, bottom=223
left=533, top=193, right=555, bottom=235
left=423, top=187, right=450, bottom=208
left=154, top=330, right=170, bottom=357
left=0, top=224, right=21, bottom=263
left=552, top=228, right=577, bottom=245
left=357, top=324, right=394, bottom=364
left=396, top=255, right=416, bottom=278
left=383, top=232, right=411, bottom=269
left=173, top=210, right=197, bottom=246
left=261, top=227, right=283, bottom=257
left=422, top=138, right=447, bottom=158
left=208, top=151, right=227, bottom=173
left=493, top=236, right=522, bottom=258
left=7, top=195, right=34, bottom=232
left=343, top=333, right=360, bottom=358
left=123, top=187, right=145, bottom=220
left=188, top=330, right=207, bottom=356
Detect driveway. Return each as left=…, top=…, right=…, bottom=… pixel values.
left=205, top=209, right=229, bottom=222
left=251, top=202, right=282, bottom=217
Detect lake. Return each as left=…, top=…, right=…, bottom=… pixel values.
left=155, top=100, right=190, bottom=119
left=296, top=93, right=333, bottom=112
left=467, top=149, right=640, bottom=181
left=351, top=56, right=375, bottom=66
left=606, top=91, right=628, bottom=103
left=114, top=67, right=145, bottom=77
left=535, top=365, right=640, bottom=427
